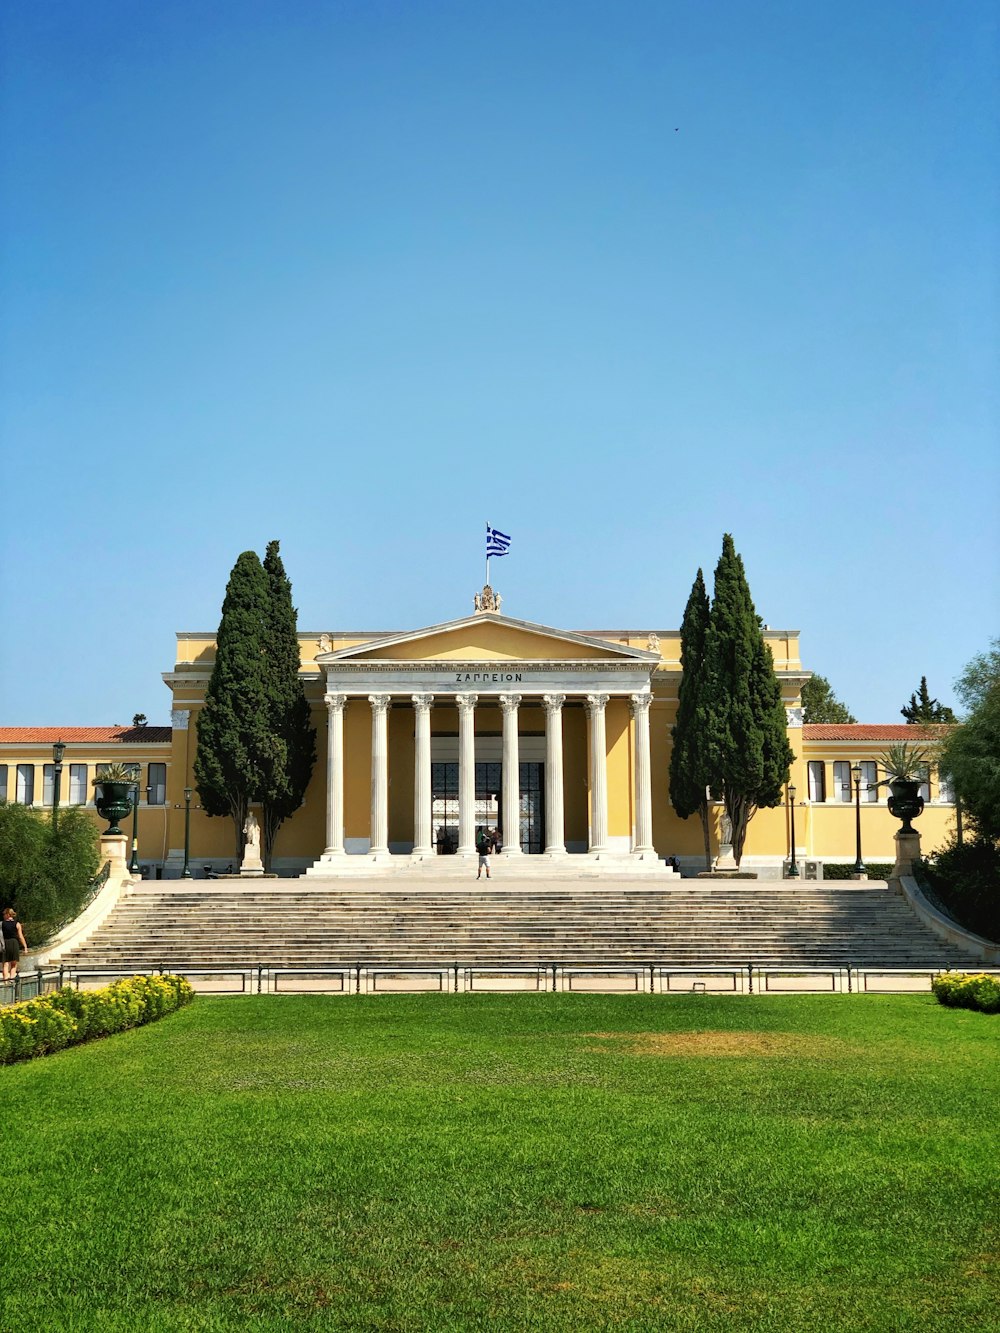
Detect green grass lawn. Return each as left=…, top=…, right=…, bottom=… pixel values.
left=2, top=995, right=998, bottom=1332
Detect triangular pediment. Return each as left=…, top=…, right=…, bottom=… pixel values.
left=319, top=614, right=658, bottom=665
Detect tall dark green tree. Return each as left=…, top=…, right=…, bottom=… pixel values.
left=702, top=534, right=794, bottom=865
left=801, top=674, right=857, bottom=724
left=194, top=551, right=277, bottom=861
left=669, top=568, right=713, bottom=869
left=901, top=675, right=956, bottom=725
left=260, top=540, right=317, bottom=870
left=938, top=641, right=1000, bottom=844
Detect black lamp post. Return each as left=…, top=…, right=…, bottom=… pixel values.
left=787, top=783, right=800, bottom=878
left=51, top=738, right=65, bottom=833
left=851, top=762, right=865, bottom=876
left=181, top=787, right=193, bottom=879
left=128, top=765, right=142, bottom=875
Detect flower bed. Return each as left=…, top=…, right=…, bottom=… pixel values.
left=0, top=975, right=194, bottom=1064
left=932, top=972, right=1000, bottom=1014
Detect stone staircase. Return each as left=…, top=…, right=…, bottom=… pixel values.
left=57, top=879, right=984, bottom=971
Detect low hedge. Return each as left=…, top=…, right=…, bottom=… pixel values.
left=932, top=972, right=1000, bottom=1014
left=0, top=974, right=194, bottom=1064
left=821, top=862, right=894, bottom=881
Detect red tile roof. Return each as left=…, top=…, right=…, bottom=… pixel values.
left=803, top=724, right=948, bottom=742
left=0, top=727, right=171, bottom=744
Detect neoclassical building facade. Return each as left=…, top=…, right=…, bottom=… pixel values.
left=0, top=602, right=958, bottom=876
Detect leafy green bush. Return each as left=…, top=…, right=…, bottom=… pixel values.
left=919, top=841, right=1000, bottom=942
left=822, top=862, right=893, bottom=881
left=0, top=803, right=100, bottom=944
left=932, top=972, right=1000, bottom=1014
left=0, top=975, right=194, bottom=1064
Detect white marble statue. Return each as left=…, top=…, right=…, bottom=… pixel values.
left=241, top=810, right=264, bottom=874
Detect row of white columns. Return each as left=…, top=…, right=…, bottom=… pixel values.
left=321, top=691, right=655, bottom=860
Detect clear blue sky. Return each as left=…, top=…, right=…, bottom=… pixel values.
left=1, top=0, right=996, bottom=725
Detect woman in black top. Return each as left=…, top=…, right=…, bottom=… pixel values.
left=2, top=908, right=28, bottom=981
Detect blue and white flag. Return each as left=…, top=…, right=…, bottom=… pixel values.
left=486, top=524, right=511, bottom=558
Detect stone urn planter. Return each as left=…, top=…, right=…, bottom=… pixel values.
left=887, top=779, right=924, bottom=834
left=877, top=742, right=928, bottom=839
left=93, top=765, right=136, bottom=836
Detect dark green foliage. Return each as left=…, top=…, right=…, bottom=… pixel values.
left=0, top=804, right=100, bottom=942
left=702, top=535, right=794, bottom=863
left=920, top=840, right=1000, bottom=941
left=194, top=551, right=280, bottom=860
left=821, top=861, right=893, bottom=881
left=669, top=569, right=712, bottom=868
left=801, top=674, right=857, bottom=724
left=937, top=640, right=1000, bottom=843
left=932, top=971, right=1000, bottom=1013
left=901, top=675, right=956, bottom=724
left=260, top=540, right=317, bottom=869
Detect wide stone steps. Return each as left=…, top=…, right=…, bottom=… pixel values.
left=57, top=882, right=982, bottom=971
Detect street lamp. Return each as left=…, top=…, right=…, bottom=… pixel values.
left=851, top=762, right=865, bottom=877
left=128, top=765, right=142, bottom=875
left=787, top=783, right=800, bottom=878
left=51, top=738, right=65, bottom=833
left=181, top=787, right=193, bottom=879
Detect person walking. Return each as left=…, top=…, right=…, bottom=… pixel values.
left=2, top=908, right=28, bottom=981
left=475, top=826, right=494, bottom=880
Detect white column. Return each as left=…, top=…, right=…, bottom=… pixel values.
left=586, top=693, right=610, bottom=854
left=411, top=694, right=434, bottom=856
left=499, top=693, right=523, bottom=855
left=543, top=694, right=567, bottom=855
left=368, top=694, right=392, bottom=855
left=323, top=693, right=347, bottom=856
left=630, top=692, right=654, bottom=855
left=456, top=693, right=478, bottom=854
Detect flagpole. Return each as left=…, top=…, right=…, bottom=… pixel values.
left=485, top=521, right=490, bottom=587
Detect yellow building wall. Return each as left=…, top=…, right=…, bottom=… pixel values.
left=605, top=697, right=632, bottom=839
left=562, top=707, right=588, bottom=848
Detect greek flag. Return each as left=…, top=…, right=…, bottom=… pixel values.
left=486, top=524, right=511, bottom=558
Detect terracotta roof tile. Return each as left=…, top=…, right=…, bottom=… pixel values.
left=0, top=727, right=171, bottom=744
left=802, top=724, right=947, bottom=742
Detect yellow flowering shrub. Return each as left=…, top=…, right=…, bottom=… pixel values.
left=932, top=972, right=1000, bottom=1014
left=0, top=975, right=194, bottom=1064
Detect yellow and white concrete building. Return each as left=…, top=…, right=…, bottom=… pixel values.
left=1, top=603, right=959, bottom=878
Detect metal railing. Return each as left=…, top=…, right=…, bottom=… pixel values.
left=4, top=960, right=996, bottom=1005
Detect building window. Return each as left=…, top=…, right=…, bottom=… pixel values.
left=69, top=764, right=88, bottom=805
left=0, top=765, right=7, bottom=802
left=859, top=761, right=877, bottom=803
left=43, top=764, right=55, bottom=805
left=937, top=768, right=954, bottom=804
left=918, top=765, right=930, bottom=804
left=833, top=761, right=852, bottom=802
left=16, top=764, right=35, bottom=805
left=148, top=763, right=167, bottom=805
left=807, top=761, right=826, bottom=803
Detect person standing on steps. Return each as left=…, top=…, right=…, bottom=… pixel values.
left=476, top=826, right=494, bottom=880
left=2, top=908, right=28, bottom=981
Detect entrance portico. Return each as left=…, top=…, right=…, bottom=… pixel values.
left=305, top=611, right=666, bottom=876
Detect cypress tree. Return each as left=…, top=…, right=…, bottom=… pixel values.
left=194, top=551, right=276, bottom=862
left=669, top=568, right=713, bottom=869
left=901, top=675, right=956, bottom=725
left=260, top=540, right=317, bottom=870
left=703, top=534, right=794, bottom=865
